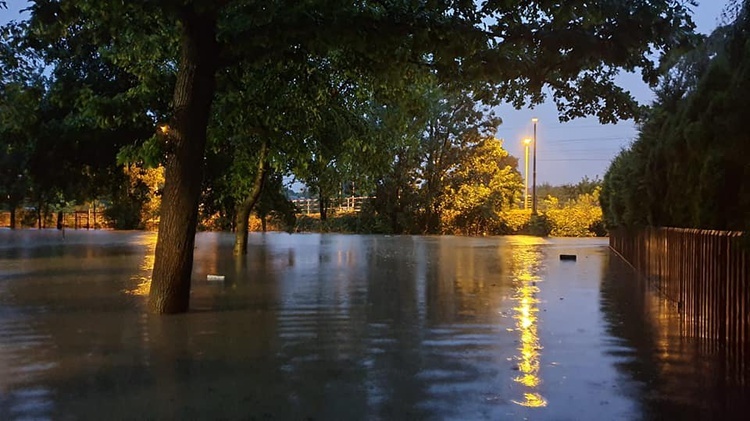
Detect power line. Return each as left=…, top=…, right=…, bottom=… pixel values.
left=504, top=136, right=633, bottom=144
left=547, top=136, right=632, bottom=143
left=538, top=158, right=613, bottom=162
left=497, top=124, right=636, bottom=131
left=541, top=148, right=624, bottom=152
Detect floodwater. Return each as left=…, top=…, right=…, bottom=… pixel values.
left=0, top=230, right=748, bottom=420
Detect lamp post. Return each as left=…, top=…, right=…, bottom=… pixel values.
left=523, top=138, right=531, bottom=210
left=531, top=118, right=538, bottom=215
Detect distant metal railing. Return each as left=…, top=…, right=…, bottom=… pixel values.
left=291, top=197, right=370, bottom=215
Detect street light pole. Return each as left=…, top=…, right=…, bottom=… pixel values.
left=531, top=118, right=538, bottom=215
left=523, top=138, right=531, bottom=210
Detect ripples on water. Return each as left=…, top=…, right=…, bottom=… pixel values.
left=0, top=230, right=748, bottom=420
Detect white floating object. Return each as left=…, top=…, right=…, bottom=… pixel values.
left=206, top=274, right=225, bottom=281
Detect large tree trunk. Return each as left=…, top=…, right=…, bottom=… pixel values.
left=233, top=141, right=268, bottom=256
left=390, top=187, right=401, bottom=234
left=148, top=9, right=219, bottom=314
left=319, top=194, right=328, bottom=221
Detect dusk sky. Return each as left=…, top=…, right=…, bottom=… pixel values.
left=0, top=1, right=732, bottom=186
left=498, top=0, right=732, bottom=185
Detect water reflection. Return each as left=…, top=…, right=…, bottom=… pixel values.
left=507, top=236, right=547, bottom=408
left=126, top=232, right=157, bottom=296
left=4, top=231, right=750, bottom=420
left=601, top=251, right=750, bottom=420
left=0, top=230, right=155, bottom=420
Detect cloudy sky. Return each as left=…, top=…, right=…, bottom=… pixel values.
left=1, top=1, right=733, bottom=186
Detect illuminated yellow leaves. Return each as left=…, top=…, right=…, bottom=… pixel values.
left=440, top=137, right=523, bottom=234
left=496, top=187, right=605, bottom=236
left=543, top=187, right=604, bottom=237
left=123, top=164, right=165, bottom=231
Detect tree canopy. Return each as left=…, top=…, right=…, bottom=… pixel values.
left=4, top=0, right=698, bottom=313
left=601, top=1, right=750, bottom=232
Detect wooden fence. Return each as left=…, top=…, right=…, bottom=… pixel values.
left=0, top=209, right=106, bottom=229
left=610, top=227, right=748, bottom=346
left=291, top=196, right=370, bottom=215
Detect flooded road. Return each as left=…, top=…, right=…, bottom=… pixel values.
left=0, top=230, right=748, bottom=420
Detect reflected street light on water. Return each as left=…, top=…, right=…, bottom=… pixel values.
left=512, top=280, right=546, bottom=407
left=509, top=236, right=546, bottom=408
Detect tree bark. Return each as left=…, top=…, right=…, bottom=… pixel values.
left=9, top=207, right=16, bottom=229
left=148, top=9, right=219, bottom=314
left=391, top=187, right=401, bottom=234
left=56, top=211, right=63, bottom=230
left=233, top=140, right=268, bottom=256
left=319, top=194, right=328, bottom=221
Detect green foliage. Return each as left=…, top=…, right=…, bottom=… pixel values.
left=11, top=0, right=697, bottom=221
left=0, top=0, right=698, bottom=314
left=116, top=135, right=166, bottom=169
left=0, top=4, right=165, bottom=221
left=0, top=82, right=38, bottom=215
left=602, top=3, right=750, bottom=232
left=417, top=85, right=503, bottom=233
left=301, top=184, right=607, bottom=237
left=297, top=208, right=406, bottom=235
left=255, top=171, right=297, bottom=233
left=354, top=202, right=396, bottom=234
left=528, top=214, right=552, bottom=237
left=543, top=188, right=606, bottom=237
left=441, top=137, right=523, bottom=235
left=104, top=198, right=143, bottom=230
left=104, top=165, right=163, bottom=230
left=536, top=176, right=602, bottom=205
left=498, top=209, right=532, bottom=234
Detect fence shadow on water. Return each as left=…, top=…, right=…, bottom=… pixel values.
left=610, top=227, right=749, bottom=385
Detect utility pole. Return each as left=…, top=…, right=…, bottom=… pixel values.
left=523, top=138, right=531, bottom=210
left=531, top=118, right=538, bottom=215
